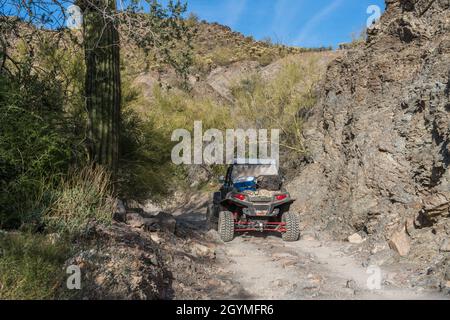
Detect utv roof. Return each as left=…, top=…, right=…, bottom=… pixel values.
left=233, top=158, right=277, bottom=165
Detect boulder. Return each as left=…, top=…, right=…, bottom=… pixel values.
left=422, top=192, right=450, bottom=220
left=113, top=199, right=127, bottom=222
left=126, top=213, right=146, bottom=228
left=440, top=238, right=450, bottom=253
left=190, top=242, right=214, bottom=257
left=149, top=233, right=162, bottom=244
left=126, top=211, right=176, bottom=234
left=155, top=212, right=177, bottom=233
left=348, top=233, right=366, bottom=244
left=205, top=229, right=222, bottom=243
left=388, top=228, right=411, bottom=257
left=143, top=218, right=161, bottom=232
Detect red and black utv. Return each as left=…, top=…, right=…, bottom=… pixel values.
left=207, top=159, right=300, bottom=242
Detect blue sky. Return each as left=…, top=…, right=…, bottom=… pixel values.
left=2, top=0, right=385, bottom=48
left=185, top=0, right=386, bottom=48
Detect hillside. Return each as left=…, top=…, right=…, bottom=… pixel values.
left=127, top=18, right=333, bottom=104
left=123, top=19, right=336, bottom=189
left=191, top=20, right=329, bottom=71
left=2, top=0, right=450, bottom=300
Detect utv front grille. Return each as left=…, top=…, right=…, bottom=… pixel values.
left=249, top=196, right=272, bottom=202
left=253, top=204, right=270, bottom=211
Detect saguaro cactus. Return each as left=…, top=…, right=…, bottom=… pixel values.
left=81, top=0, right=121, bottom=173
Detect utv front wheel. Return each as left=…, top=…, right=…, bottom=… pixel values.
left=218, top=211, right=234, bottom=242
left=282, top=212, right=300, bottom=242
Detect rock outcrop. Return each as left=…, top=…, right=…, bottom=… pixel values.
left=63, top=211, right=221, bottom=300
left=64, top=223, right=170, bottom=300
left=290, top=0, right=450, bottom=276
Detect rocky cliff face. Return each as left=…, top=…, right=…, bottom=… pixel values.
left=290, top=0, right=450, bottom=277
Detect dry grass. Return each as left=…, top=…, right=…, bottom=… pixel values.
left=0, top=232, right=71, bottom=299
left=150, top=86, right=232, bottom=133
left=43, top=165, right=114, bottom=235
left=231, top=54, right=324, bottom=153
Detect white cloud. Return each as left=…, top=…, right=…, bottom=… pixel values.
left=270, top=0, right=305, bottom=38
left=222, top=0, right=248, bottom=28
left=293, top=0, right=343, bottom=46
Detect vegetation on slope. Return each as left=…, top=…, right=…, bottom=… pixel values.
left=189, top=15, right=332, bottom=73
left=0, top=0, right=331, bottom=298
left=0, top=232, right=72, bottom=299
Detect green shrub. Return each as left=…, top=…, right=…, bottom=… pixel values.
left=210, top=46, right=236, bottom=66
left=150, top=86, right=232, bottom=131
left=0, top=32, right=89, bottom=229
left=119, top=108, right=177, bottom=202
left=0, top=71, right=84, bottom=229
left=117, top=83, right=234, bottom=200
left=257, top=51, right=276, bottom=67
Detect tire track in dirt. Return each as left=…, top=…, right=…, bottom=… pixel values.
left=168, top=192, right=448, bottom=300
left=173, top=205, right=448, bottom=300
left=209, top=233, right=448, bottom=300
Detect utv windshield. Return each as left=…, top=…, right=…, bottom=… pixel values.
left=231, top=164, right=278, bottom=181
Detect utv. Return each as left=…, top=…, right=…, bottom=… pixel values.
left=206, top=159, right=300, bottom=242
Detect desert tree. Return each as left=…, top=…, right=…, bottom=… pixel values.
left=1, top=0, right=194, bottom=173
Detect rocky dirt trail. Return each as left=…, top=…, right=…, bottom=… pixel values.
left=171, top=203, right=449, bottom=300
left=212, top=234, right=447, bottom=300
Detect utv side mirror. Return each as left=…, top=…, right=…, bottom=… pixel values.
left=218, top=176, right=225, bottom=184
